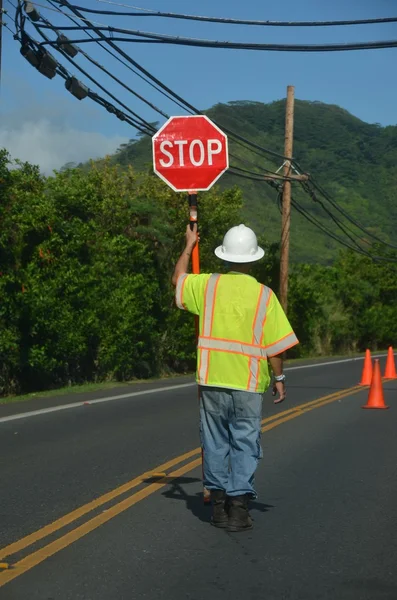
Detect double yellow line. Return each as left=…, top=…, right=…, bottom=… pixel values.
left=0, top=382, right=365, bottom=588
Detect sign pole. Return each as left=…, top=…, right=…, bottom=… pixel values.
left=188, top=192, right=211, bottom=504
left=188, top=192, right=200, bottom=274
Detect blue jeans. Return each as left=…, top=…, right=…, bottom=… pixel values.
left=199, top=386, right=263, bottom=497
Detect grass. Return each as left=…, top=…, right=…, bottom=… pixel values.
left=0, top=373, right=192, bottom=407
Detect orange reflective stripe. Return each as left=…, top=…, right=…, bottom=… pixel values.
left=205, top=351, right=211, bottom=385
left=198, top=349, right=210, bottom=384
left=199, top=274, right=221, bottom=383
left=248, top=285, right=272, bottom=391
left=175, top=274, right=188, bottom=310
left=200, top=336, right=265, bottom=349
left=265, top=332, right=299, bottom=357
left=210, top=277, right=220, bottom=331
left=247, top=358, right=252, bottom=391
left=254, top=287, right=272, bottom=344
left=251, top=286, right=264, bottom=344
left=198, top=338, right=267, bottom=359
left=260, top=289, right=273, bottom=345
left=248, top=359, right=260, bottom=393
left=202, top=274, right=220, bottom=337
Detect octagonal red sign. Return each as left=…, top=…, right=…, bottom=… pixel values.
left=152, top=115, right=229, bottom=192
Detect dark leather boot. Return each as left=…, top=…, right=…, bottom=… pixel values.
left=210, top=489, right=229, bottom=528
left=227, top=495, right=253, bottom=532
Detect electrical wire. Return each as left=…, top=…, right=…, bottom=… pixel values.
left=15, top=2, right=397, bottom=257
left=228, top=169, right=397, bottom=261
left=24, top=17, right=157, bottom=133
left=17, top=2, right=290, bottom=178
left=307, top=177, right=397, bottom=250
left=290, top=197, right=379, bottom=258
left=2, top=20, right=17, bottom=36
left=25, top=6, right=299, bottom=178
left=82, top=1, right=397, bottom=29
left=229, top=161, right=294, bottom=182
left=21, top=0, right=291, bottom=161
left=287, top=157, right=397, bottom=252
left=299, top=181, right=375, bottom=254
left=38, top=0, right=292, bottom=162
left=18, top=0, right=295, bottom=177
left=44, top=0, right=193, bottom=115
left=38, top=22, right=397, bottom=52
left=34, top=8, right=169, bottom=120
left=13, top=0, right=397, bottom=178
left=14, top=11, right=155, bottom=135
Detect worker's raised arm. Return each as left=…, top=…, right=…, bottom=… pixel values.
left=171, top=224, right=199, bottom=286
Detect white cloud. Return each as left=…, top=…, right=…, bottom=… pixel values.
left=0, top=120, right=128, bottom=174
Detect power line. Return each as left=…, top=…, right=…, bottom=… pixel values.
left=14, top=4, right=289, bottom=179
left=299, top=181, right=375, bottom=254
left=20, top=0, right=295, bottom=161
left=14, top=14, right=154, bottom=135
left=82, top=1, right=397, bottom=28
left=40, top=0, right=291, bottom=161
left=38, top=22, right=397, bottom=52
left=287, top=157, right=397, bottom=252
left=32, top=7, right=291, bottom=168
left=3, top=20, right=15, bottom=34
left=14, top=3, right=397, bottom=257
left=2, top=18, right=16, bottom=36
left=33, top=8, right=169, bottom=120
left=291, top=197, right=378, bottom=258
left=16, top=0, right=293, bottom=167
left=228, top=170, right=397, bottom=261
left=44, top=0, right=193, bottom=115
left=306, top=178, right=397, bottom=250
left=40, top=6, right=289, bottom=179
left=22, top=16, right=156, bottom=133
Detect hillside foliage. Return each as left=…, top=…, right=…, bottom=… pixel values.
left=106, top=99, right=397, bottom=263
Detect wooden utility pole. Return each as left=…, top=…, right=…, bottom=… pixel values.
left=280, top=85, right=295, bottom=313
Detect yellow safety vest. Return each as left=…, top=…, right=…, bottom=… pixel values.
left=176, top=272, right=298, bottom=393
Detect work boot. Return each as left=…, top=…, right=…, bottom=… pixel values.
left=227, top=495, right=253, bottom=532
left=210, top=489, right=229, bottom=528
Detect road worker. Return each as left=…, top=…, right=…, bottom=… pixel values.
left=172, top=224, right=298, bottom=532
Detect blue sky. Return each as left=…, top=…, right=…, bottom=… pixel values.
left=1, top=0, right=396, bottom=172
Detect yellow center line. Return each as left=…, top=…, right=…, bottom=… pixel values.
left=1, top=385, right=360, bottom=563
left=0, top=458, right=203, bottom=587
left=0, top=382, right=368, bottom=588
left=0, top=447, right=201, bottom=560
left=261, top=385, right=365, bottom=434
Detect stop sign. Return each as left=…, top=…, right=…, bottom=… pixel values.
left=152, top=115, right=229, bottom=192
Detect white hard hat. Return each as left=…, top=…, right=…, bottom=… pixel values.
left=214, top=224, right=265, bottom=264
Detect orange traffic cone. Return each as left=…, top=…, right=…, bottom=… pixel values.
left=359, top=349, right=372, bottom=386
left=362, top=359, right=389, bottom=409
left=384, top=346, right=397, bottom=379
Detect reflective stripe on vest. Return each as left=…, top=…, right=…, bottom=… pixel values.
left=198, top=337, right=268, bottom=359
left=198, top=274, right=221, bottom=384
left=198, top=277, right=272, bottom=391
left=248, top=286, right=272, bottom=392
left=265, top=331, right=298, bottom=357
left=176, top=274, right=188, bottom=310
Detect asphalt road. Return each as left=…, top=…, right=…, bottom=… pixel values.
left=1, top=355, right=396, bottom=599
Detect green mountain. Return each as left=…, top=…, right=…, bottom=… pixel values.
left=101, top=99, right=397, bottom=263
